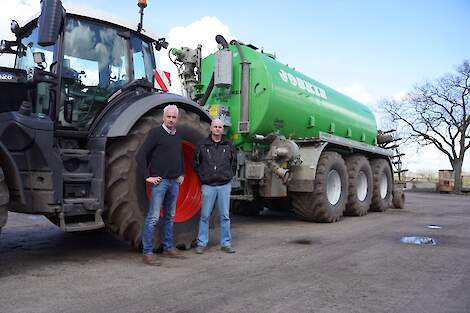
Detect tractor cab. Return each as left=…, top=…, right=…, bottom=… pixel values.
left=1, top=5, right=162, bottom=131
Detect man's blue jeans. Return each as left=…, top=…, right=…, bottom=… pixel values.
left=197, top=182, right=232, bottom=248
left=142, top=178, right=179, bottom=255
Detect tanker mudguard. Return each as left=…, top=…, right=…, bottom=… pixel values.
left=0, top=141, right=25, bottom=205
left=91, top=92, right=212, bottom=138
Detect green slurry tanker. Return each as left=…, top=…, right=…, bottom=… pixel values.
left=0, top=0, right=404, bottom=247
left=171, top=35, right=405, bottom=221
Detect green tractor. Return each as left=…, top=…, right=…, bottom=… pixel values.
left=0, top=0, right=212, bottom=247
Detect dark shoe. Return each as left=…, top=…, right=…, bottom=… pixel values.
left=194, top=246, right=205, bottom=254
left=143, top=254, right=162, bottom=266
left=163, top=248, right=186, bottom=259
left=221, top=246, right=236, bottom=254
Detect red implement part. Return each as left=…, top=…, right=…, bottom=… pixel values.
left=146, top=140, right=201, bottom=222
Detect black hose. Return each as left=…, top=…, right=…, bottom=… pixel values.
left=215, top=35, right=229, bottom=49
left=230, top=40, right=246, bottom=62
left=198, top=73, right=214, bottom=106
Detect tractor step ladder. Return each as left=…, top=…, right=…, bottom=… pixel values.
left=59, top=208, right=104, bottom=232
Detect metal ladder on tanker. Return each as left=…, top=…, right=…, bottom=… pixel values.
left=377, top=129, right=407, bottom=207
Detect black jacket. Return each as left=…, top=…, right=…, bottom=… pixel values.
left=192, top=135, right=237, bottom=186
left=135, top=126, right=184, bottom=179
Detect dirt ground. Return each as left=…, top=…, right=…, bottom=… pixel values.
left=1, top=192, right=469, bottom=313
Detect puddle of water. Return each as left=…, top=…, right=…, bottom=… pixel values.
left=426, top=225, right=442, bottom=229
left=400, top=236, right=437, bottom=246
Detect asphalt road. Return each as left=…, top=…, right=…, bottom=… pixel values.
left=1, top=192, right=469, bottom=313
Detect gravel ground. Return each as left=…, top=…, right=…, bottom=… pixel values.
left=1, top=192, right=469, bottom=313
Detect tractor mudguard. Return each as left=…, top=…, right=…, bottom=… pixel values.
left=90, top=92, right=212, bottom=139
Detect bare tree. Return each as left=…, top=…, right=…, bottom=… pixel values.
left=382, top=60, right=470, bottom=193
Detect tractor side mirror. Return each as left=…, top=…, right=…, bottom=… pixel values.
left=37, top=0, right=65, bottom=47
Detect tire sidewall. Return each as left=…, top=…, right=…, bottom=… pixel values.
left=371, top=159, right=393, bottom=211
left=318, top=153, right=348, bottom=219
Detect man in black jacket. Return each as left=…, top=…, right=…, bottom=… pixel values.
left=192, top=119, right=237, bottom=254
left=135, top=105, right=185, bottom=265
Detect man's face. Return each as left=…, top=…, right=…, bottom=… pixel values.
left=210, top=120, right=224, bottom=136
left=163, top=108, right=178, bottom=129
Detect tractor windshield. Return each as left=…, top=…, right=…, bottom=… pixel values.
left=58, top=17, right=131, bottom=129
left=131, top=36, right=155, bottom=85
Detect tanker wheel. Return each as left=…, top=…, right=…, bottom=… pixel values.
left=344, top=155, right=372, bottom=216
left=104, top=107, right=210, bottom=250
left=0, top=168, right=9, bottom=235
left=291, top=151, right=348, bottom=222
left=370, top=158, right=393, bottom=212
left=392, top=187, right=405, bottom=209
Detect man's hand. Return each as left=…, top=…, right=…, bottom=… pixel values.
left=177, top=176, right=184, bottom=185
left=146, top=176, right=162, bottom=185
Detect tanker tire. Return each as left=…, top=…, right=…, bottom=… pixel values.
left=291, top=151, right=348, bottom=222
left=370, top=159, right=393, bottom=212
left=392, top=187, right=405, bottom=209
left=0, top=168, right=10, bottom=235
left=344, top=155, right=372, bottom=216
left=104, top=107, right=209, bottom=250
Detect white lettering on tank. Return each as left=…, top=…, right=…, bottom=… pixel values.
left=279, top=69, right=289, bottom=82
left=296, top=77, right=306, bottom=90
left=288, top=73, right=297, bottom=86
left=278, top=69, right=328, bottom=100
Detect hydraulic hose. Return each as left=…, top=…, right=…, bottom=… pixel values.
left=215, top=34, right=229, bottom=49
left=198, top=73, right=214, bottom=106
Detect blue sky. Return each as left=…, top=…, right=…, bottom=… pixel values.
left=0, top=0, right=469, bottom=172
left=88, top=0, right=470, bottom=100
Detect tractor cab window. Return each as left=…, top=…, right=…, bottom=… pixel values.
left=14, top=23, right=55, bottom=114
left=58, top=17, right=130, bottom=130
left=131, top=36, right=155, bottom=86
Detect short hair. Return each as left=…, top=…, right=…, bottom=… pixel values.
left=163, top=104, right=179, bottom=116
left=211, top=118, right=224, bottom=127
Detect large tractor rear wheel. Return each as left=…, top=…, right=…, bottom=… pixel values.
left=104, top=107, right=210, bottom=249
left=370, top=159, right=393, bottom=212
left=0, top=167, right=9, bottom=235
left=291, top=151, right=349, bottom=222
left=344, top=155, right=372, bottom=216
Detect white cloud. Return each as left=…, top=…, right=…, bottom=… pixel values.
left=337, top=83, right=374, bottom=105
left=392, top=90, right=407, bottom=101
left=159, top=16, right=233, bottom=95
